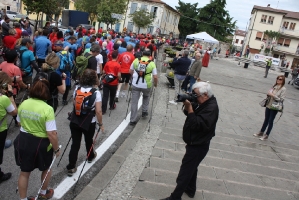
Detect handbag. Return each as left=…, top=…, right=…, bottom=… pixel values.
left=259, top=96, right=270, bottom=107
left=270, top=100, right=284, bottom=112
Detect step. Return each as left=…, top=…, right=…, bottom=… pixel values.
left=130, top=181, right=262, bottom=200
left=139, top=168, right=299, bottom=199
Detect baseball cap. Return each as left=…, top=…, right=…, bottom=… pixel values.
left=21, top=38, right=33, bottom=46
left=85, top=43, right=91, bottom=49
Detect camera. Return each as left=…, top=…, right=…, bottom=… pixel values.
left=1, top=83, right=13, bottom=97
left=176, top=93, right=197, bottom=102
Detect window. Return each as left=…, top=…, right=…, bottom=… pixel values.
left=283, top=21, right=289, bottom=29
left=241, top=40, right=244, bottom=44
left=140, top=4, right=147, bottom=11
left=130, top=3, right=138, bottom=14
left=277, top=38, right=284, bottom=45
left=268, top=16, right=274, bottom=24
left=261, top=14, right=267, bottom=23
left=150, top=6, right=158, bottom=18
left=6, top=6, right=10, bottom=11
left=283, top=39, right=291, bottom=47
left=290, top=23, right=296, bottom=30
left=235, top=39, right=239, bottom=44
left=255, top=32, right=263, bottom=40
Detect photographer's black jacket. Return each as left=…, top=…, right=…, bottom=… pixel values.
left=183, top=96, right=219, bottom=145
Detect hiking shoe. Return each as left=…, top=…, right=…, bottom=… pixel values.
left=142, top=111, right=148, bottom=117
left=259, top=134, right=269, bottom=141
left=109, top=103, right=116, bottom=110
left=253, top=132, right=263, bottom=137
left=168, top=100, right=177, bottom=105
left=115, top=97, right=119, bottom=102
left=67, top=168, right=77, bottom=177
left=0, top=172, right=11, bottom=183
left=129, top=121, right=137, bottom=126
left=88, top=152, right=97, bottom=163
left=62, top=100, right=68, bottom=105
left=38, top=188, right=54, bottom=199
left=184, top=190, right=195, bottom=198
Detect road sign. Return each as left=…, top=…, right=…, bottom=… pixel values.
left=111, top=13, right=123, bottom=20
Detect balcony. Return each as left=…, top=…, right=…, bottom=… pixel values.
left=279, top=28, right=299, bottom=39
left=273, top=45, right=299, bottom=57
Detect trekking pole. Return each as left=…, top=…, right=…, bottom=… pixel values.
left=148, top=87, right=156, bottom=132
left=124, top=89, right=133, bottom=120
left=57, top=136, right=72, bottom=167
left=126, top=81, right=132, bottom=102
left=73, top=125, right=101, bottom=191
left=34, top=145, right=62, bottom=200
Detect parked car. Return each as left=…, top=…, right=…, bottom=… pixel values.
left=13, top=14, right=28, bottom=22
left=5, top=10, right=18, bottom=19
left=78, top=24, right=94, bottom=30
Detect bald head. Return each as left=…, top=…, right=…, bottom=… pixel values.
left=195, top=53, right=201, bottom=60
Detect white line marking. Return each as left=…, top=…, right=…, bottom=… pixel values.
left=53, top=95, right=143, bottom=199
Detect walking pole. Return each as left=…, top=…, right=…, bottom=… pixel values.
left=126, top=82, right=132, bottom=102
left=73, top=125, right=101, bottom=191
left=148, top=87, right=156, bottom=132
left=34, top=145, right=62, bottom=200
left=57, top=136, right=72, bottom=167
left=124, top=88, right=132, bottom=120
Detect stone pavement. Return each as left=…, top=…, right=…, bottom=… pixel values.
left=76, top=55, right=299, bottom=200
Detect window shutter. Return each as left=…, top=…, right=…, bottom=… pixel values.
left=284, top=39, right=291, bottom=45
left=277, top=38, right=284, bottom=44
left=256, top=32, right=263, bottom=38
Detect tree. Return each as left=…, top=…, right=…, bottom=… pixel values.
left=97, top=0, right=127, bottom=29
left=22, top=0, right=68, bottom=30
left=263, top=30, right=280, bottom=55
left=175, top=0, right=200, bottom=38
left=129, top=10, right=154, bottom=34
left=75, top=0, right=101, bottom=23
left=197, top=0, right=236, bottom=42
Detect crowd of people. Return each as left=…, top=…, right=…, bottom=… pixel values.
left=0, top=14, right=161, bottom=199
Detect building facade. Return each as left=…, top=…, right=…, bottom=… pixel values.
left=0, top=0, right=19, bottom=12
left=233, top=29, right=246, bottom=49
left=107, top=0, right=180, bottom=36
left=243, top=5, right=299, bottom=69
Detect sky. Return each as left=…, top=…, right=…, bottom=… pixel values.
left=162, top=0, right=298, bottom=31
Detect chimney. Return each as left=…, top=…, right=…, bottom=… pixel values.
left=267, top=4, right=270, bottom=7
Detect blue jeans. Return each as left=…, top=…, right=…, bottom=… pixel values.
left=188, top=76, right=196, bottom=93
left=261, top=108, right=278, bottom=136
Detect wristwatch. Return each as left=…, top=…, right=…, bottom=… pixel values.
left=54, top=148, right=60, bottom=154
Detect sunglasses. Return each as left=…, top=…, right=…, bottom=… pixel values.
left=277, top=78, right=283, bottom=80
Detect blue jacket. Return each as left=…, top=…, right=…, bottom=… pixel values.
left=172, top=56, right=191, bottom=75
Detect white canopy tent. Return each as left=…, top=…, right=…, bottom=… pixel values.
left=186, top=32, right=219, bottom=44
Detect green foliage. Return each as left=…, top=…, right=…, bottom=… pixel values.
left=97, top=0, right=127, bottom=28
left=75, top=0, right=101, bottom=22
left=175, top=0, right=200, bottom=38
left=197, top=0, right=236, bottom=42
left=264, top=30, right=280, bottom=40
left=129, top=10, right=154, bottom=34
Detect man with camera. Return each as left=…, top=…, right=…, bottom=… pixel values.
left=161, top=82, right=219, bottom=200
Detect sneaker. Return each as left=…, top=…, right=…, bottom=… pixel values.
left=129, top=121, right=137, bottom=126
left=259, top=134, right=268, bottom=141
left=27, top=196, right=35, bottom=200
left=109, top=103, right=116, bottom=110
left=142, top=111, right=148, bottom=117
left=88, top=152, right=97, bottom=163
left=62, top=100, right=68, bottom=105
left=38, top=188, right=54, bottom=199
left=67, top=168, right=77, bottom=177
left=0, top=172, right=11, bottom=183
left=184, top=190, right=195, bottom=198
left=168, top=100, right=177, bottom=105
left=4, top=140, right=12, bottom=149
left=253, top=132, right=263, bottom=137
left=115, top=97, right=119, bottom=102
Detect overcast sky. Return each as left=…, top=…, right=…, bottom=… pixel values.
left=162, top=0, right=298, bottom=30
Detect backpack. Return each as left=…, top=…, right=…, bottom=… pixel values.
left=33, top=70, right=58, bottom=98
left=134, top=58, right=152, bottom=84
left=100, top=49, right=108, bottom=68
left=15, top=47, right=31, bottom=77
left=70, top=87, right=97, bottom=130
left=73, top=54, right=93, bottom=79
left=58, top=51, right=73, bottom=72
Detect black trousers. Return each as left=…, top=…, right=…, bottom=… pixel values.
left=47, top=98, right=58, bottom=112
left=170, top=142, right=210, bottom=200
left=181, top=75, right=191, bottom=91
left=63, top=85, right=71, bottom=101
left=102, top=84, right=117, bottom=113
left=0, top=129, right=8, bottom=178
left=67, top=122, right=96, bottom=170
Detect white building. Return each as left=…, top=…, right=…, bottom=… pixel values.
left=99, top=0, right=180, bottom=36
left=0, top=0, right=19, bottom=12
left=233, top=30, right=246, bottom=48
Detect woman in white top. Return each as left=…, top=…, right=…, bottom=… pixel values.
left=254, top=75, right=286, bottom=140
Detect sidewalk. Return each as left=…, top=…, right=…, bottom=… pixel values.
left=76, top=56, right=299, bottom=200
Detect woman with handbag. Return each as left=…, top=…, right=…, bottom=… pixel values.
left=254, top=75, right=286, bottom=140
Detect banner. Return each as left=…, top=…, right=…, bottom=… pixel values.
left=254, top=54, right=280, bottom=66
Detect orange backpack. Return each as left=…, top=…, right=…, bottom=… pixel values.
left=74, top=87, right=97, bottom=116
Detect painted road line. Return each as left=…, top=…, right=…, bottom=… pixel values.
left=53, top=95, right=143, bottom=199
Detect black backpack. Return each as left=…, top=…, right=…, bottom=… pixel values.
left=34, top=70, right=58, bottom=98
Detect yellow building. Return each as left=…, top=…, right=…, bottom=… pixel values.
left=243, top=5, right=299, bottom=68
